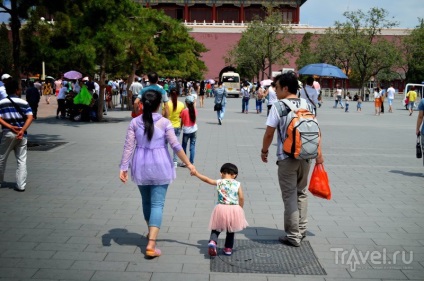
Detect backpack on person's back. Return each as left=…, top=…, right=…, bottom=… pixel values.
left=274, top=99, right=321, bottom=160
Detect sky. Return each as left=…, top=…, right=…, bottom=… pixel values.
left=300, top=0, right=424, bottom=29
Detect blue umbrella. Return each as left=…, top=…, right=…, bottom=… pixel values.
left=298, top=63, right=348, bottom=79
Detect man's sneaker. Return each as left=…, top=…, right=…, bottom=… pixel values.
left=208, top=240, right=217, bottom=256
left=223, top=248, right=232, bottom=256
left=278, top=236, right=300, bottom=247
left=178, top=162, right=186, bottom=168
left=218, top=118, right=222, bottom=125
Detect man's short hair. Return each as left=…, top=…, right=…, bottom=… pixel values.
left=306, top=76, right=314, bottom=86
left=274, top=71, right=299, bottom=94
left=147, top=72, right=159, bottom=84
left=5, top=80, right=19, bottom=95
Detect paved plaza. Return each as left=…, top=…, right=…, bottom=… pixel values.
left=0, top=94, right=423, bottom=281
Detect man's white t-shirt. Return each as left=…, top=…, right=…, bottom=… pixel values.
left=387, top=87, right=395, bottom=99
left=267, top=87, right=277, bottom=105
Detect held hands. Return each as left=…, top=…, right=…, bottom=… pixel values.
left=186, top=163, right=197, bottom=176
left=119, top=170, right=128, bottom=183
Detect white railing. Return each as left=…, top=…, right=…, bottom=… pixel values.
left=183, top=20, right=312, bottom=27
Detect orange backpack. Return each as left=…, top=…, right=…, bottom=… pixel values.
left=275, top=99, right=321, bottom=160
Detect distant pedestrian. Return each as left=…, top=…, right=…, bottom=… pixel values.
left=406, top=86, right=418, bottom=116
left=168, top=88, right=185, bottom=167
left=25, top=81, right=40, bottom=119
left=387, top=84, right=395, bottom=113
left=266, top=82, right=277, bottom=116
left=241, top=81, right=250, bottom=113
left=345, top=92, right=351, bottom=112
left=0, top=80, right=34, bottom=192
left=380, top=87, right=386, bottom=113
left=56, top=81, right=68, bottom=119
left=42, top=81, right=53, bottom=104
left=192, top=163, right=248, bottom=257
left=333, top=84, right=344, bottom=109
left=299, top=76, right=319, bottom=115
left=374, top=87, right=382, bottom=116
left=214, top=81, right=227, bottom=125
left=119, top=90, right=195, bottom=258
left=357, top=96, right=362, bottom=112
left=180, top=95, right=198, bottom=165
left=199, top=80, right=206, bottom=108
left=255, top=85, right=265, bottom=114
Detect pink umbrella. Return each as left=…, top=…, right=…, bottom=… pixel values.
left=260, top=79, right=273, bottom=86
left=64, top=70, right=82, bottom=80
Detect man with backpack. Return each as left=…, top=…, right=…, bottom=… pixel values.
left=260, top=71, right=324, bottom=247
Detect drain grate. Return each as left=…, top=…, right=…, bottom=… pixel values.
left=210, top=239, right=326, bottom=275
left=27, top=142, right=68, bottom=151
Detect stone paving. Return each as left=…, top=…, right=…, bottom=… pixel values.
left=0, top=94, right=423, bottom=281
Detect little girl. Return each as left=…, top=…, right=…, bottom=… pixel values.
left=193, top=163, right=248, bottom=256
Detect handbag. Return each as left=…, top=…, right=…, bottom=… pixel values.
left=308, top=163, right=331, bottom=200
left=416, top=135, right=422, bottom=158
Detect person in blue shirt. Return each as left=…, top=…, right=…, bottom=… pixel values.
left=134, top=72, right=169, bottom=118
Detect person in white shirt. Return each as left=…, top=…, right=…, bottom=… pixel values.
left=386, top=84, right=396, bottom=113
left=299, top=76, right=319, bottom=115
left=266, top=83, right=277, bottom=116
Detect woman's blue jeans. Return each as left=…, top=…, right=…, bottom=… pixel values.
left=182, top=131, right=197, bottom=164
left=172, top=128, right=181, bottom=162
left=216, top=105, right=226, bottom=120
left=138, top=184, right=169, bottom=228
left=256, top=99, right=263, bottom=113
left=242, top=97, right=249, bottom=112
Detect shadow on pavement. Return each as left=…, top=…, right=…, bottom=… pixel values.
left=32, top=116, right=131, bottom=127
left=389, top=170, right=424, bottom=178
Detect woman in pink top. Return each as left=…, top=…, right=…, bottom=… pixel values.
left=180, top=95, right=198, bottom=165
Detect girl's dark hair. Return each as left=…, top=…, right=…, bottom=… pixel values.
left=274, top=71, right=298, bottom=94
left=141, top=90, right=162, bottom=141
left=170, top=88, right=178, bottom=111
left=186, top=101, right=196, bottom=123
left=220, top=163, right=238, bottom=176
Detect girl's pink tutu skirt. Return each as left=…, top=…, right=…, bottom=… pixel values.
left=208, top=204, right=248, bottom=233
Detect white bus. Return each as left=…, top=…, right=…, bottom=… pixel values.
left=221, top=72, right=241, bottom=98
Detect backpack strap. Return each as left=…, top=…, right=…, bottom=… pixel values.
left=274, top=100, right=290, bottom=117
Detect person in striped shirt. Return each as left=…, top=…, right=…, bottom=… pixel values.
left=0, top=80, right=33, bottom=192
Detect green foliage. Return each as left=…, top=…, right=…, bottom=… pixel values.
left=225, top=5, right=296, bottom=81
left=315, top=7, right=400, bottom=92
left=403, top=19, right=424, bottom=83
left=0, top=23, right=12, bottom=74
left=295, top=32, right=318, bottom=70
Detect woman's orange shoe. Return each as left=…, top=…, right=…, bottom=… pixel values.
left=145, top=248, right=161, bottom=258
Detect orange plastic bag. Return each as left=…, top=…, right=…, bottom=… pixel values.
left=131, top=102, right=143, bottom=118
left=308, top=163, right=331, bottom=200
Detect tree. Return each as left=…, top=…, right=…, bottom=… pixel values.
left=403, top=19, right=424, bottom=83
left=226, top=6, right=296, bottom=81
left=317, top=8, right=400, bottom=95
left=295, top=32, right=319, bottom=71
left=0, top=23, right=12, bottom=74
left=0, top=0, right=41, bottom=80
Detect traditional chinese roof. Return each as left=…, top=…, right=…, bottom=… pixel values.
left=135, top=0, right=307, bottom=7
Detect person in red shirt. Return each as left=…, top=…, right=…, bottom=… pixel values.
left=179, top=95, right=198, bottom=166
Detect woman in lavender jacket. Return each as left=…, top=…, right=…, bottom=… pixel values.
left=119, top=90, right=196, bottom=258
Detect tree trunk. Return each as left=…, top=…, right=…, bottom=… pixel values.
left=97, top=58, right=106, bottom=121
left=10, top=2, right=21, bottom=85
